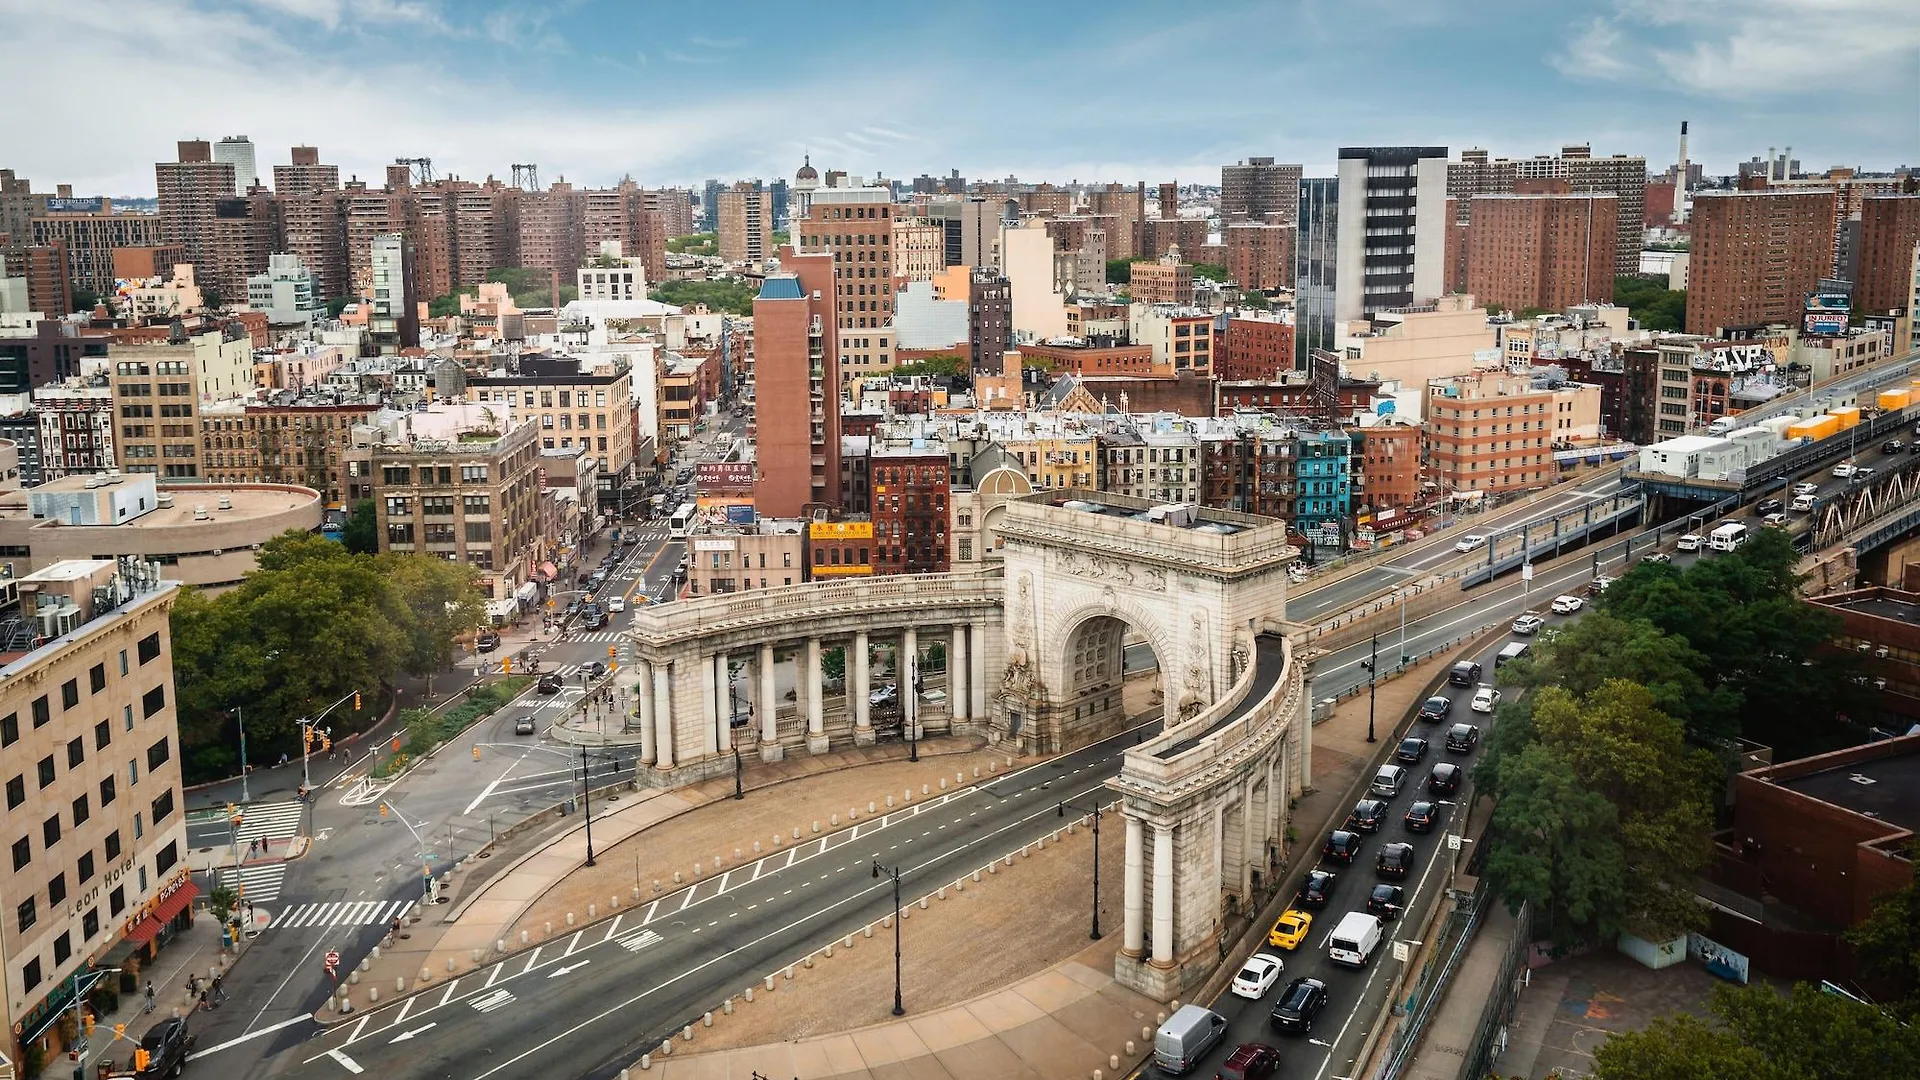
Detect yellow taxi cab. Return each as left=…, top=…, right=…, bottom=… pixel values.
left=1267, top=908, right=1313, bottom=950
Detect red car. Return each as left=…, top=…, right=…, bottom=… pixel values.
left=1216, top=1041, right=1280, bottom=1080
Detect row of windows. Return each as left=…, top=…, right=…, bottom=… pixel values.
left=17, top=837, right=177, bottom=996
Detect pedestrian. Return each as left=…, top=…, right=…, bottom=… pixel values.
left=198, top=990, right=209, bottom=1012
left=187, top=974, right=199, bottom=1000
left=211, top=974, right=224, bottom=1005
left=144, top=982, right=155, bottom=1012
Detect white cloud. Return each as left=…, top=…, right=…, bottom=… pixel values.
left=687, top=35, right=744, bottom=50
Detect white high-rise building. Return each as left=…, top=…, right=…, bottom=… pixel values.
left=247, top=252, right=321, bottom=326
left=213, top=135, right=259, bottom=191
left=1334, top=146, right=1449, bottom=324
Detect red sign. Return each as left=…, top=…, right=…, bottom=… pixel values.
left=325, top=950, right=340, bottom=967
left=696, top=461, right=754, bottom=495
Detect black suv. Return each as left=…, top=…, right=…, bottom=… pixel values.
left=1448, top=660, right=1482, bottom=686
left=1297, top=869, right=1336, bottom=907
left=136, top=1017, right=193, bottom=1080
left=536, top=672, right=563, bottom=694
left=1418, top=696, right=1452, bottom=722
left=1377, top=841, right=1415, bottom=878
left=1445, top=723, right=1480, bottom=753
left=1322, top=830, right=1363, bottom=864
left=1428, top=762, right=1462, bottom=796
left=1755, top=498, right=1784, bottom=516
left=1268, top=977, right=1329, bottom=1035
left=1403, top=800, right=1437, bottom=833
left=1346, top=799, right=1388, bottom=833
left=1368, top=883, right=1406, bottom=920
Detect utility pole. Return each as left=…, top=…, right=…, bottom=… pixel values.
left=871, top=859, right=906, bottom=1016
left=579, top=747, right=597, bottom=867
left=1365, top=631, right=1379, bottom=744
left=235, top=705, right=251, bottom=804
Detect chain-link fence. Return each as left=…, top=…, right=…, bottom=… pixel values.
left=1458, top=899, right=1534, bottom=1080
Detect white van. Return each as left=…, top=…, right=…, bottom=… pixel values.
left=1709, top=521, right=1749, bottom=552
left=1327, top=911, right=1384, bottom=968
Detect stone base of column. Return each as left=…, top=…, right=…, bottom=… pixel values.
left=655, top=763, right=674, bottom=774
left=807, top=734, right=831, bottom=755
left=759, top=743, right=785, bottom=763
left=852, top=727, right=877, bottom=747
left=1114, top=953, right=1186, bottom=1000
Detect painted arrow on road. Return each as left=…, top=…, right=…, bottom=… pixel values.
left=547, top=960, right=591, bottom=979
left=390, top=1023, right=438, bottom=1044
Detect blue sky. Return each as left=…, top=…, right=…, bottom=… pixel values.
left=2, top=0, right=1914, bottom=197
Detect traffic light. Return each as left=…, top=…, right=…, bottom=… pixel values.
left=134, top=1048, right=151, bottom=1071
left=607, top=646, right=617, bottom=659
left=113, top=1023, right=125, bottom=1041
left=502, top=656, right=513, bottom=675
left=379, top=803, right=389, bottom=818
left=353, top=691, right=362, bottom=711
left=82, top=1013, right=94, bottom=1036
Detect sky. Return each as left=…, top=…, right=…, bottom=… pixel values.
left=2, top=0, right=1916, bottom=198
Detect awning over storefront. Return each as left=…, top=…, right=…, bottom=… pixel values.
left=539, top=562, right=559, bottom=581
left=19, top=967, right=109, bottom=1047
left=123, top=879, right=198, bottom=947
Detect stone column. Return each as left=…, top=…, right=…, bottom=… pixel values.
left=950, top=625, right=969, bottom=723
left=970, top=619, right=988, bottom=720
left=714, top=653, right=732, bottom=755
left=699, top=653, right=720, bottom=758
left=637, top=660, right=657, bottom=766
left=1122, top=813, right=1145, bottom=958
left=652, top=662, right=674, bottom=771
left=1295, top=699, right=1312, bottom=798
left=1151, top=823, right=1174, bottom=969
left=758, top=642, right=782, bottom=762
left=852, top=631, right=873, bottom=746
left=1240, top=777, right=1256, bottom=901
left=902, top=627, right=918, bottom=742
left=805, top=637, right=828, bottom=754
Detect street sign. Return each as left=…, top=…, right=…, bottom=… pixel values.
left=1447, top=833, right=1463, bottom=850
left=1392, top=941, right=1410, bottom=963
left=325, top=950, right=340, bottom=968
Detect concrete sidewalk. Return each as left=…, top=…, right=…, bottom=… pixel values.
left=641, top=654, right=1457, bottom=1079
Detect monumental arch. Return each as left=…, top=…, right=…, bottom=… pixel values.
left=991, top=489, right=1297, bottom=755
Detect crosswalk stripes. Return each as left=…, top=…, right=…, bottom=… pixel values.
left=268, top=898, right=416, bottom=931
left=216, top=862, right=287, bottom=904
left=572, top=631, right=625, bottom=643
left=233, top=800, right=305, bottom=843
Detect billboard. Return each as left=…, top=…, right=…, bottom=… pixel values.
left=809, top=521, right=873, bottom=541
left=723, top=504, right=757, bottom=525
left=695, top=461, right=754, bottom=494
left=45, top=197, right=104, bottom=213
left=1803, top=310, right=1848, bottom=337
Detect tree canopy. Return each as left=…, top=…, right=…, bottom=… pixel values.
left=170, top=532, right=486, bottom=782
left=666, top=232, right=716, bottom=256
left=1106, top=257, right=1148, bottom=284
left=649, top=278, right=756, bottom=315
left=1590, top=983, right=1920, bottom=1080
left=1846, top=852, right=1920, bottom=1014
left=1615, top=275, right=1686, bottom=332
left=1191, top=262, right=1229, bottom=283
left=892, top=354, right=967, bottom=378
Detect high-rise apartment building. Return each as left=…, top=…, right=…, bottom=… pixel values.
left=1424, top=369, right=1602, bottom=493
left=1129, top=249, right=1193, bottom=305
left=582, top=180, right=666, bottom=285
left=795, top=186, right=898, bottom=340
left=752, top=263, right=840, bottom=515
left=1857, top=195, right=1920, bottom=316
left=1448, top=144, right=1646, bottom=276
left=868, top=441, right=950, bottom=575
left=923, top=197, right=1003, bottom=271
left=892, top=218, right=945, bottom=283
left=1084, top=183, right=1146, bottom=260
left=1688, top=189, right=1837, bottom=336
left=368, top=233, right=420, bottom=353
left=641, top=188, right=695, bottom=240
left=469, top=353, right=637, bottom=509
left=1221, top=158, right=1303, bottom=223
left=110, top=326, right=254, bottom=478
left=1335, top=146, right=1449, bottom=323
left=1765, top=167, right=1911, bottom=279
left=206, top=191, right=276, bottom=300
left=1464, top=186, right=1618, bottom=313
left=0, top=561, right=191, bottom=1069
left=969, top=270, right=1012, bottom=372
left=0, top=169, right=48, bottom=248
left=2, top=244, right=72, bottom=317
left=154, top=141, right=237, bottom=274
left=1225, top=221, right=1294, bottom=292
left=343, top=170, right=413, bottom=299
left=271, top=147, right=347, bottom=302
left=212, top=136, right=259, bottom=191
left=517, top=182, right=584, bottom=278
left=716, top=182, right=773, bottom=265
left=1295, top=177, right=1339, bottom=366
left=30, top=201, right=164, bottom=297
left=246, top=252, right=321, bottom=326
left=450, top=180, right=518, bottom=288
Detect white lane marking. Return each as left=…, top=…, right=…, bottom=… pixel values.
left=546, top=960, right=591, bottom=979
left=469, top=988, right=515, bottom=1014
left=563, top=930, right=584, bottom=957
left=677, top=885, right=698, bottom=912
left=642, top=899, right=660, bottom=924
left=393, top=997, right=414, bottom=1026
left=184, top=1015, right=314, bottom=1061
left=717, top=870, right=734, bottom=893
left=438, top=980, right=459, bottom=1007
left=389, top=1023, right=436, bottom=1044
left=519, top=946, right=543, bottom=975
left=483, top=963, right=504, bottom=989
left=328, top=1048, right=365, bottom=1074
left=601, top=914, right=626, bottom=941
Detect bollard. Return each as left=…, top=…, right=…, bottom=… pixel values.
left=792, top=827, right=801, bottom=839
left=921, top=784, right=930, bottom=795
left=830, top=814, right=838, bottom=827
left=622, top=1071, right=630, bottom=1080
left=904, top=788, right=912, bottom=802
left=804, top=956, right=814, bottom=969
left=753, top=840, right=762, bottom=854
left=1142, top=1026, right=1153, bottom=1043
left=653, top=879, right=662, bottom=894
left=723, top=998, right=734, bottom=1015
left=939, top=777, right=948, bottom=790
left=1094, top=1071, right=1103, bottom=1080
left=972, top=870, right=981, bottom=882
left=420, top=966, right=432, bottom=982
left=659, top=1041, right=672, bottom=1056
left=918, top=897, right=928, bottom=910
left=611, top=895, right=619, bottom=910
left=886, top=795, right=895, bottom=808
left=988, top=861, right=997, bottom=875
left=1003, top=854, right=1013, bottom=866
left=702, top=1011, right=713, bottom=1028
left=339, top=992, right=352, bottom=1014
left=1112, top=1055, right=1121, bottom=1070
left=843, top=935, right=854, bottom=948
left=715, top=853, right=724, bottom=868
left=521, top=930, right=530, bottom=946
left=359, top=958, right=369, bottom=973
left=693, top=862, right=702, bottom=877
left=812, top=820, right=821, bottom=834
left=495, top=939, right=506, bottom=954
left=745, top=986, right=755, bottom=1002
left=848, top=808, right=856, bottom=821
left=734, top=847, right=742, bottom=862
left=784, top=966, right=795, bottom=981
left=901, top=906, right=911, bottom=919
left=990, top=760, right=998, bottom=773
left=774, top=833, right=783, bottom=847
left=1021, top=844, right=1031, bottom=858
left=973, top=766, right=980, bottom=778
left=588, top=904, right=597, bottom=919
left=1171, top=1000, right=1181, bottom=1011
left=349, top=971, right=360, bottom=985
left=673, top=871, right=682, bottom=884
left=632, top=886, right=642, bottom=902
left=823, top=944, right=833, bottom=958
left=937, top=887, right=947, bottom=900
left=1068, top=821, right=1076, bottom=835
left=446, top=957, right=457, bottom=972
left=955, top=879, right=965, bottom=892
left=371, top=945, right=381, bottom=960
left=868, top=801, right=876, bottom=814
left=1157, top=1012, right=1168, bottom=1025
left=566, top=912, right=576, bottom=927
left=1126, top=1041, right=1136, bottom=1055
left=1006, top=755, right=1013, bottom=768
left=956, top=771, right=963, bottom=785
left=369, top=987, right=379, bottom=1003
left=682, top=1026, right=693, bottom=1042
left=765, top=975, right=776, bottom=991
left=864, top=925, right=873, bottom=939
left=641, top=1056, right=651, bottom=1071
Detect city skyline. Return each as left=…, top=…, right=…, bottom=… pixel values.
left=2, top=0, right=1915, bottom=197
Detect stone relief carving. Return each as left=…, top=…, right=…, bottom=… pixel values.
left=1231, top=638, right=1251, bottom=683
left=1184, top=611, right=1208, bottom=698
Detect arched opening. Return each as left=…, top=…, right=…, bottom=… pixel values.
left=1053, top=612, right=1162, bottom=749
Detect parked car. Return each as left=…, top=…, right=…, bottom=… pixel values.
left=1446, top=723, right=1481, bottom=753
left=1297, top=870, right=1337, bottom=907
left=1394, top=737, right=1429, bottom=764
left=1321, top=830, right=1363, bottom=864
left=1428, top=762, right=1463, bottom=796
left=1268, top=977, right=1329, bottom=1035
left=1368, top=883, right=1406, bottom=920
left=1470, top=686, right=1499, bottom=714
left=513, top=715, right=537, bottom=736
left=1376, top=842, right=1415, bottom=879
left=1676, top=533, right=1705, bottom=552
left=1216, top=1042, right=1281, bottom=1080
left=476, top=631, right=501, bottom=652
left=1403, top=800, right=1437, bottom=832
left=1755, top=498, right=1784, bottom=516
left=1550, top=594, right=1584, bottom=614
left=868, top=683, right=899, bottom=706
left=1448, top=661, right=1481, bottom=686
left=1453, top=534, right=1488, bottom=553
left=1511, top=614, right=1544, bottom=635
left=1231, top=954, right=1285, bottom=1000
left=1267, top=909, right=1313, bottom=951
left=1418, top=696, right=1452, bottom=722
left=1347, top=799, right=1389, bottom=833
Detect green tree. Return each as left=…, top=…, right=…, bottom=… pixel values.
left=325, top=297, right=351, bottom=318
left=427, top=292, right=464, bottom=318
left=1191, top=262, right=1229, bottom=283
left=485, top=267, right=577, bottom=308
left=1106, top=257, right=1147, bottom=284
left=1846, top=855, right=1920, bottom=1010
left=667, top=232, right=717, bottom=256
left=379, top=554, right=486, bottom=695
left=71, top=287, right=103, bottom=312
left=893, top=354, right=966, bottom=377
left=648, top=278, right=757, bottom=315
left=341, top=499, right=379, bottom=555
left=1482, top=739, right=1628, bottom=944
left=1238, top=291, right=1271, bottom=310
left=1500, top=609, right=1733, bottom=742
left=1593, top=982, right=1920, bottom=1080
left=1614, top=275, right=1686, bottom=331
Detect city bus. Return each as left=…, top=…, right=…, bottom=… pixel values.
left=667, top=502, right=698, bottom=539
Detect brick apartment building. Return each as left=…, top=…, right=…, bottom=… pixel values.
left=154, top=140, right=236, bottom=279
left=1129, top=251, right=1192, bottom=305
left=1226, top=221, right=1293, bottom=293
left=1856, top=194, right=1920, bottom=316
left=1688, top=188, right=1837, bottom=336
left=29, top=200, right=164, bottom=297
left=1464, top=183, right=1618, bottom=313
left=1220, top=158, right=1302, bottom=223
left=716, top=182, right=773, bottom=264
left=1220, top=315, right=1295, bottom=381
left=1424, top=370, right=1603, bottom=494
left=1449, top=143, right=1647, bottom=276
left=868, top=442, right=950, bottom=575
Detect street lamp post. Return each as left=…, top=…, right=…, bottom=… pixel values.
left=1365, top=631, right=1379, bottom=744
left=235, top=705, right=251, bottom=804
left=1055, top=801, right=1104, bottom=939
left=906, top=647, right=919, bottom=763
left=871, top=859, right=905, bottom=1016
left=578, top=748, right=597, bottom=867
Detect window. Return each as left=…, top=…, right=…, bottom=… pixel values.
left=53, top=932, right=70, bottom=965
left=128, top=758, right=138, bottom=787
left=0, top=713, right=14, bottom=747
left=104, top=830, right=120, bottom=861
left=109, top=886, right=124, bottom=917
left=10, top=837, right=28, bottom=871
left=47, top=872, right=64, bottom=907
left=118, top=650, right=128, bottom=677
left=37, top=756, right=54, bottom=789
left=67, top=737, right=84, bottom=769
left=142, top=686, right=165, bottom=719
left=124, top=705, right=133, bottom=732
left=155, top=840, right=178, bottom=875
left=133, top=813, right=142, bottom=840
left=146, top=738, right=170, bottom=770
left=31, top=695, right=49, bottom=728
left=43, top=815, right=60, bottom=848
left=61, top=679, right=79, bottom=710
left=82, top=907, right=99, bottom=940
left=3, top=776, right=18, bottom=809
left=95, top=720, right=110, bottom=751
left=137, top=632, right=161, bottom=665
left=78, top=851, right=94, bottom=884
left=150, top=789, right=174, bottom=825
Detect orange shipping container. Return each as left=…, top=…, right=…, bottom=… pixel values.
left=1788, top=416, right=1840, bottom=442
left=1878, top=388, right=1911, bottom=411
left=1831, top=406, right=1861, bottom=429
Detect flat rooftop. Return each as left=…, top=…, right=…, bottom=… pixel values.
left=1819, top=592, right=1920, bottom=624
left=1778, top=751, right=1920, bottom=833
left=0, top=485, right=319, bottom=528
